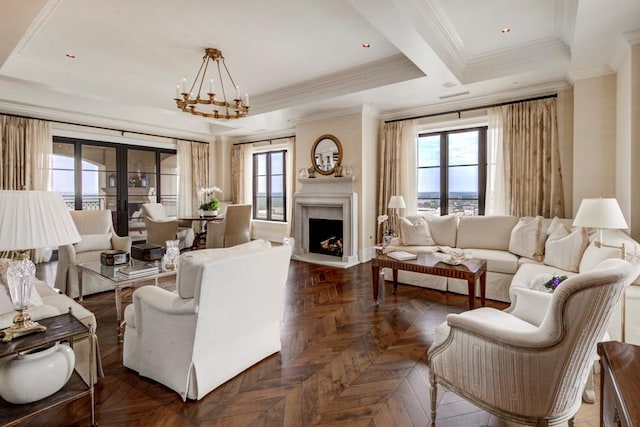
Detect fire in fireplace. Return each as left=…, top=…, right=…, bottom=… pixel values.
left=309, top=218, right=344, bottom=257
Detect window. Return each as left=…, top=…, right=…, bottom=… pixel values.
left=253, top=150, right=286, bottom=221
left=417, top=127, right=486, bottom=216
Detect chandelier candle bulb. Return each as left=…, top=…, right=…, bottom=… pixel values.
left=175, top=84, right=179, bottom=98
left=235, top=85, right=240, bottom=99
left=209, top=79, right=214, bottom=94
left=182, top=78, right=187, bottom=94
left=244, top=93, right=249, bottom=106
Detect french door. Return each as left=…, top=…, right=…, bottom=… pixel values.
left=51, top=137, right=178, bottom=240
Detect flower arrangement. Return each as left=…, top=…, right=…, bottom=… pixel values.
left=544, top=274, right=568, bottom=292
left=377, top=214, right=394, bottom=246
left=198, top=186, right=222, bottom=212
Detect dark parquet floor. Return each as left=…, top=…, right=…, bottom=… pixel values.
left=19, top=259, right=599, bottom=426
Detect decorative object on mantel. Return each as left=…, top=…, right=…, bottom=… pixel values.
left=343, top=166, right=353, bottom=178
left=198, top=186, right=222, bottom=216
left=0, top=191, right=81, bottom=342
left=307, top=166, right=316, bottom=178
left=311, top=134, right=343, bottom=176
left=298, top=168, right=309, bottom=179
left=174, top=47, right=249, bottom=120
left=334, top=165, right=343, bottom=177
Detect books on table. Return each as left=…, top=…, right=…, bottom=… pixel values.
left=387, top=251, right=418, bottom=261
left=116, top=263, right=159, bottom=278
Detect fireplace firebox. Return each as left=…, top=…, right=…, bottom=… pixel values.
left=309, top=218, right=343, bottom=257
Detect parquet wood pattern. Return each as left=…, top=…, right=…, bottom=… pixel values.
left=18, top=259, right=599, bottom=426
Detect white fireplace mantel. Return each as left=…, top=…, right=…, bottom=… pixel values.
left=292, top=177, right=358, bottom=268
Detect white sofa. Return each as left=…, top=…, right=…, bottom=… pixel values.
left=385, top=215, right=640, bottom=304
left=122, top=239, right=292, bottom=401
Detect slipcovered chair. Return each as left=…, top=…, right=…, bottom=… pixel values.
left=141, top=203, right=194, bottom=250
left=427, top=258, right=636, bottom=426
left=205, top=204, right=251, bottom=248
left=122, top=240, right=292, bottom=401
left=55, top=209, right=131, bottom=298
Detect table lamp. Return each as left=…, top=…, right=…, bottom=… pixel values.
left=573, top=198, right=628, bottom=258
left=573, top=197, right=629, bottom=341
left=388, top=195, right=406, bottom=237
left=0, top=191, right=80, bottom=342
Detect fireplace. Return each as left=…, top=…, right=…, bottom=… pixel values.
left=292, top=177, right=358, bottom=268
left=309, top=218, right=343, bottom=257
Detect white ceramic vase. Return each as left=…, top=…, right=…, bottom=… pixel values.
left=202, top=209, right=218, bottom=216
left=0, top=342, right=75, bottom=404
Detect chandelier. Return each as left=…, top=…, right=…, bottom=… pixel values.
left=174, top=48, right=249, bottom=120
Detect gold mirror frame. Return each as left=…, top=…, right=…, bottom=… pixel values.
left=311, top=134, right=343, bottom=176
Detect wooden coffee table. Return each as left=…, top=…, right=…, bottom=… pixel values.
left=371, top=253, right=487, bottom=309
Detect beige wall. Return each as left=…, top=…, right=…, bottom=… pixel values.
left=360, top=108, right=379, bottom=257
left=617, top=43, right=640, bottom=239
left=573, top=74, right=618, bottom=214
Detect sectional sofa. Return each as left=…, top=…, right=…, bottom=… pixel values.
left=384, top=215, right=640, bottom=305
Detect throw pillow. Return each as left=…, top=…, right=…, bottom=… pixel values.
left=508, top=216, right=544, bottom=260
left=74, top=233, right=113, bottom=253
left=544, top=224, right=589, bottom=273
left=399, top=217, right=434, bottom=246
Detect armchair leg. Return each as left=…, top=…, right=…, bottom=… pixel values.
left=568, top=417, right=575, bottom=427
left=429, top=371, right=437, bottom=426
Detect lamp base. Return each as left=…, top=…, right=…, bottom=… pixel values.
left=0, top=309, right=47, bottom=342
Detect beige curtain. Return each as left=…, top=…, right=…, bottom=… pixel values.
left=486, top=108, right=507, bottom=215
left=176, top=140, right=209, bottom=216
left=191, top=142, right=209, bottom=211
left=496, top=98, right=564, bottom=217
left=377, top=120, right=416, bottom=240
left=231, top=144, right=247, bottom=204
left=0, top=116, right=52, bottom=261
left=285, top=137, right=295, bottom=236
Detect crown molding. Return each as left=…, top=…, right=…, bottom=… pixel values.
left=291, top=105, right=366, bottom=125
left=13, top=0, right=62, bottom=54
left=567, top=64, right=616, bottom=82
left=252, top=54, right=424, bottom=115
left=554, top=0, right=578, bottom=47
left=623, top=29, right=640, bottom=45
left=462, top=37, right=570, bottom=83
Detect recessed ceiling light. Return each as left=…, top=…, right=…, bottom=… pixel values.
left=362, top=43, right=371, bottom=48
left=501, top=28, right=511, bottom=34
left=65, top=53, right=76, bottom=59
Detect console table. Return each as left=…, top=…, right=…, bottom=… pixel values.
left=0, top=312, right=96, bottom=426
left=598, top=341, right=640, bottom=426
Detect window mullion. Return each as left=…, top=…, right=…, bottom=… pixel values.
left=441, top=133, right=448, bottom=215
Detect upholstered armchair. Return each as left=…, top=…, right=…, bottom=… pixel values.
left=141, top=203, right=194, bottom=250
left=427, top=258, right=636, bottom=426
left=55, top=209, right=131, bottom=298
left=122, top=240, right=292, bottom=401
left=205, top=204, right=252, bottom=248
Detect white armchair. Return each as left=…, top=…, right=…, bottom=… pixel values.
left=427, top=258, right=637, bottom=426
left=122, top=240, right=292, bottom=401
left=141, top=203, right=194, bottom=250
left=55, top=209, right=131, bottom=298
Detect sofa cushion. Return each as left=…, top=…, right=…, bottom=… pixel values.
left=399, top=217, right=434, bottom=246
left=456, top=216, right=518, bottom=250
left=508, top=216, right=544, bottom=261
left=544, top=224, right=588, bottom=273
left=465, top=249, right=519, bottom=274
left=177, top=239, right=272, bottom=299
left=420, top=215, right=457, bottom=247
left=74, top=233, right=112, bottom=253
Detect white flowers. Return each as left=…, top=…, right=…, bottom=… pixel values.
left=198, top=186, right=222, bottom=200
left=377, top=214, right=388, bottom=225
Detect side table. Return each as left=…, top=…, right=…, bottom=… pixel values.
left=0, top=312, right=96, bottom=426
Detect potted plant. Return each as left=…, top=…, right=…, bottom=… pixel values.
left=198, top=186, right=222, bottom=216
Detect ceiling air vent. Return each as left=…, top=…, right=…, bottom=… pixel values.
left=439, top=91, right=470, bottom=100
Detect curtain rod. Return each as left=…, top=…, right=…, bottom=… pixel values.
left=384, top=93, right=558, bottom=124
left=233, top=135, right=295, bottom=146
left=0, top=111, right=210, bottom=145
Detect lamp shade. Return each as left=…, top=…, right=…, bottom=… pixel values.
left=388, top=195, right=406, bottom=209
left=0, top=191, right=80, bottom=251
left=573, top=198, right=628, bottom=229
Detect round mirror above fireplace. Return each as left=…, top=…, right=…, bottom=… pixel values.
left=311, top=134, right=342, bottom=176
